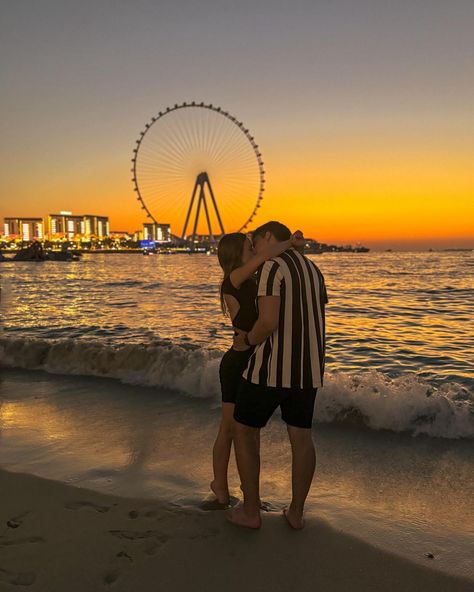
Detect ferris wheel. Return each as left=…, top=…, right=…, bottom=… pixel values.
left=131, top=102, right=265, bottom=243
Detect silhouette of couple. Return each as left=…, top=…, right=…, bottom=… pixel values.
left=212, top=221, right=328, bottom=529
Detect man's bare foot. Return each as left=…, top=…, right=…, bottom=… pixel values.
left=227, top=504, right=262, bottom=529
left=283, top=507, right=305, bottom=530
left=210, top=480, right=230, bottom=505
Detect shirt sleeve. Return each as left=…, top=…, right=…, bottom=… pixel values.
left=319, top=270, right=329, bottom=304
left=323, top=281, right=329, bottom=304
left=257, top=260, right=283, bottom=297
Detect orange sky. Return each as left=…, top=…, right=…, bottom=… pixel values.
left=3, top=129, right=472, bottom=250
left=1, top=1, right=473, bottom=250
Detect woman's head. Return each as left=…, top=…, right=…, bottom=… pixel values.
left=217, top=233, right=253, bottom=277
left=217, top=233, right=253, bottom=315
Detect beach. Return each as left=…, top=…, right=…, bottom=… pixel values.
left=1, top=367, right=473, bottom=588
left=2, top=467, right=473, bottom=592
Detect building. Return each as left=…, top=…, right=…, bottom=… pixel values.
left=143, top=222, right=171, bottom=243
left=94, top=216, right=109, bottom=238
left=3, top=217, right=44, bottom=241
left=109, top=230, right=132, bottom=240
left=48, top=212, right=110, bottom=240
left=187, top=233, right=222, bottom=243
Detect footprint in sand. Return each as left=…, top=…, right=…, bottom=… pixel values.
left=109, top=529, right=169, bottom=542
left=188, top=527, right=220, bottom=540
left=127, top=509, right=159, bottom=520
left=0, top=567, right=36, bottom=586
left=65, top=501, right=111, bottom=513
left=109, top=530, right=170, bottom=556
left=0, top=536, right=44, bottom=547
left=103, top=570, right=119, bottom=586
left=6, top=511, right=30, bottom=529
left=144, top=510, right=158, bottom=518
left=199, top=495, right=240, bottom=512
left=260, top=500, right=281, bottom=513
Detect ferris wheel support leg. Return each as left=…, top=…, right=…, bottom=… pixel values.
left=182, top=178, right=200, bottom=240
left=190, top=189, right=204, bottom=247
left=201, top=192, right=214, bottom=242
left=206, top=178, right=225, bottom=236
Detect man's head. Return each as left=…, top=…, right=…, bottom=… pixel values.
left=251, top=221, right=291, bottom=254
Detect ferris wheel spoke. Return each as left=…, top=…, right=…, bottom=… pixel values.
left=142, top=132, right=188, bottom=165
left=169, top=112, right=197, bottom=156
left=209, top=124, right=243, bottom=163
left=137, top=151, right=183, bottom=176
left=201, top=109, right=216, bottom=159
left=149, top=117, right=197, bottom=157
left=137, top=155, right=186, bottom=178
left=188, top=110, right=205, bottom=156
left=137, top=164, right=185, bottom=181
left=206, top=110, right=230, bottom=162
left=211, top=128, right=255, bottom=166
left=136, top=156, right=183, bottom=174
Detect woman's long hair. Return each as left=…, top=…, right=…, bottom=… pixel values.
left=217, top=233, right=247, bottom=315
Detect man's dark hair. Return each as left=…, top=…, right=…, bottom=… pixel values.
left=252, top=221, right=291, bottom=242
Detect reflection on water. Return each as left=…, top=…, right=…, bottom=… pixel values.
left=1, top=369, right=473, bottom=530
left=1, top=251, right=473, bottom=387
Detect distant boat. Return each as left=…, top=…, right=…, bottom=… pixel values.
left=0, top=248, right=82, bottom=262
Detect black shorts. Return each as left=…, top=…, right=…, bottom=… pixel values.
left=234, top=378, right=318, bottom=429
left=219, top=347, right=255, bottom=404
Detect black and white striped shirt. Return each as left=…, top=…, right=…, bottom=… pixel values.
left=243, top=248, right=328, bottom=389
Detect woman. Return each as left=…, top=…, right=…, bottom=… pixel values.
left=211, top=231, right=301, bottom=505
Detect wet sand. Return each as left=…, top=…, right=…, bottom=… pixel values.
left=1, top=468, right=472, bottom=592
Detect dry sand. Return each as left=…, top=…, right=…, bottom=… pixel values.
left=0, top=468, right=471, bottom=592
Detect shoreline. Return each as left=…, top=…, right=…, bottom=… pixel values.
left=1, top=467, right=473, bottom=592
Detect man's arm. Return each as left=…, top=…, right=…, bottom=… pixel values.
left=233, top=295, right=280, bottom=350
left=233, top=258, right=284, bottom=351
left=248, top=295, right=280, bottom=344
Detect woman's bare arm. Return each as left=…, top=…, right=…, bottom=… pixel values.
left=229, top=239, right=292, bottom=288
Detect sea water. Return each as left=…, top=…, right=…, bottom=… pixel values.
left=1, top=251, right=472, bottom=438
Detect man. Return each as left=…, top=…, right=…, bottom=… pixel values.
left=229, top=221, right=328, bottom=530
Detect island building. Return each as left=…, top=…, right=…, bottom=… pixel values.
left=142, top=222, right=171, bottom=243
left=3, top=217, right=44, bottom=241
left=47, top=212, right=109, bottom=240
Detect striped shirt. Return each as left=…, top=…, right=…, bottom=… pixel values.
left=243, top=248, right=328, bottom=389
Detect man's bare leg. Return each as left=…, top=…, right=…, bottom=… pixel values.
left=285, top=425, right=316, bottom=529
left=227, top=422, right=262, bottom=529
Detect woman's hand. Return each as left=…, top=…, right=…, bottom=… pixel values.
left=260, top=239, right=292, bottom=260
left=292, top=230, right=305, bottom=254
left=259, top=230, right=305, bottom=261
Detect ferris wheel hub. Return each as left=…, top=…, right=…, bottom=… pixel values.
left=196, top=172, right=209, bottom=184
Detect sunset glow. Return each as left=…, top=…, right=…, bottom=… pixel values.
left=1, top=1, right=472, bottom=250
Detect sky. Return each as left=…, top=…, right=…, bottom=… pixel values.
left=1, top=0, right=473, bottom=250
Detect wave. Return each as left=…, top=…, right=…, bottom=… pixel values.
left=103, top=280, right=145, bottom=287
left=1, top=336, right=472, bottom=439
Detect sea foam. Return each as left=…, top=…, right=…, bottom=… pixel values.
left=1, top=336, right=472, bottom=439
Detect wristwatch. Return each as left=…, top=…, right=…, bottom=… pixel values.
left=244, top=334, right=253, bottom=347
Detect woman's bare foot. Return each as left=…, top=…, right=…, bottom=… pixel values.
left=227, top=504, right=262, bottom=529
left=283, top=506, right=305, bottom=530
left=210, top=480, right=230, bottom=505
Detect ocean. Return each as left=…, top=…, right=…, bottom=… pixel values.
left=0, top=251, right=473, bottom=579
left=1, top=251, right=473, bottom=438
